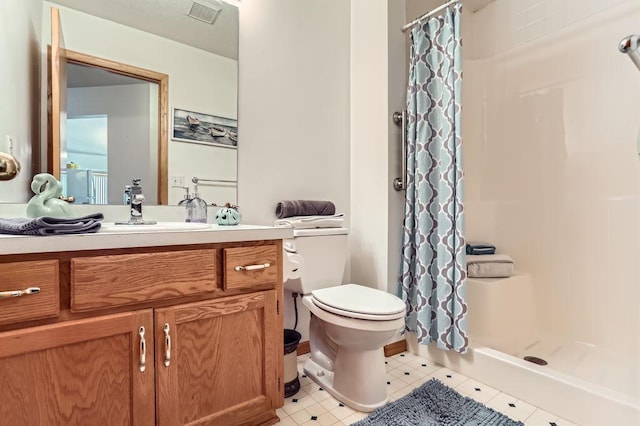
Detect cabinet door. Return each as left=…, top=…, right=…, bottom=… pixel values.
left=156, top=291, right=280, bottom=426
left=0, top=310, right=155, bottom=426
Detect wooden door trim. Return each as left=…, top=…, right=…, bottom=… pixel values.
left=132, top=310, right=156, bottom=426
left=155, top=308, right=178, bottom=426
left=185, top=396, right=270, bottom=425
left=49, top=8, right=65, bottom=179
left=169, top=291, right=267, bottom=324
left=0, top=311, right=135, bottom=358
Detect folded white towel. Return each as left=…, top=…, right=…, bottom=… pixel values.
left=274, top=213, right=344, bottom=229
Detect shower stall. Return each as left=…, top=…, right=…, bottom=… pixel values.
left=399, top=0, right=640, bottom=425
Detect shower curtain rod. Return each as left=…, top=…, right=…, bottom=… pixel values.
left=402, top=0, right=460, bottom=32
left=619, top=35, right=640, bottom=72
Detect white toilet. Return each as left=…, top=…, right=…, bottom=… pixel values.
left=283, top=228, right=406, bottom=412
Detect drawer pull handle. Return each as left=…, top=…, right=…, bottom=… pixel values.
left=234, top=263, right=271, bottom=272
left=163, top=323, right=171, bottom=367
left=138, top=326, right=146, bottom=373
left=0, top=287, right=40, bottom=299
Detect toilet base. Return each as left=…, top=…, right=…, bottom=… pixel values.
left=303, top=348, right=389, bottom=412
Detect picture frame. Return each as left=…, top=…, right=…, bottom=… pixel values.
left=171, top=107, right=237, bottom=148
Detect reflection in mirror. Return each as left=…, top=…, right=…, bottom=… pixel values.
left=61, top=61, right=162, bottom=205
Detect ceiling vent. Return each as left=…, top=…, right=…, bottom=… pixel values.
left=186, top=0, right=222, bottom=25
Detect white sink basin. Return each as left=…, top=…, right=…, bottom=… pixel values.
left=99, top=222, right=212, bottom=233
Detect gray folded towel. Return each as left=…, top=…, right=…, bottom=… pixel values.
left=466, top=242, right=496, bottom=255
left=275, top=200, right=336, bottom=219
left=0, top=213, right=104, bottom=236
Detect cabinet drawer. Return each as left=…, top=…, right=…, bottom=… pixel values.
left=71, top=249, right=218, bottom=312
left=0, top=260, right=59, bottom=325
left=223, top=245, right=278, bottom=290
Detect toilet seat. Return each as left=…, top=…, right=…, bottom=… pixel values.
left=311, top=284, right=405, bottom=321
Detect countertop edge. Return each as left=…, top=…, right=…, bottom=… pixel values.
left=0, top=226, right=295, bottom=255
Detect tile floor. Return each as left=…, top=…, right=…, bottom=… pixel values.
left=275, top=352, right=580, bottom=426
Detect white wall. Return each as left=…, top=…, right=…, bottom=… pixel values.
left=238, top=0, right=351, bottom=338
left=68, top=84, right=155, bottom=204
left=236, top=0, right=412, bottom=340
left=0, top=0, right=42, bottom=202
left=349, top=0, right=412, bottom=299
left=42, top=2, right=238, bottom=206
left=464, top=0, right=640, bottom=356
left=387, top=1, right=413, bottom=295
left=349, top=0, right=391, bottom=293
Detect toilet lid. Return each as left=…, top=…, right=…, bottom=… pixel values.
left=311, top=284, right=405, bottom=321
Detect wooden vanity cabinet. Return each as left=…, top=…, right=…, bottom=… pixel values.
left=0, top=240, right=284, bottom=426
left=155, top=291, right=279, bottom=426
left=0, top=310, right=155, bottom=425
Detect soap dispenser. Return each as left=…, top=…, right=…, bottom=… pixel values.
left=185, top=185, right=207, bottom=223
left=177, top=186, right=190, bottom=206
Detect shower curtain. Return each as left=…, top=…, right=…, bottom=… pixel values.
left=398, top=3, right=468, bottom=353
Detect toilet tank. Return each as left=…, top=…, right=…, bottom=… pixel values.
left=283, top=227, right=348, bottom=294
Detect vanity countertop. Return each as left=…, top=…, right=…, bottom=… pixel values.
left=0, top=224, right=294, bottom=255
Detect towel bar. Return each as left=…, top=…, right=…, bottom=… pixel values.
left=191, top=176, right=237, bottom=186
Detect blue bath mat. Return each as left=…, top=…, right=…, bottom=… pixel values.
left=352, top=378, right=524, bottom=426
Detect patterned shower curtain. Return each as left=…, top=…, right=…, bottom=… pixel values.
left=398, top=4, right=468, bottom=353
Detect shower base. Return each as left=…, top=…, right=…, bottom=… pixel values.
left=410, top=335, right=639, bottom=426
left=406, top=273, right=639, bottom=425
left=511, top=333, right=638, bottom=398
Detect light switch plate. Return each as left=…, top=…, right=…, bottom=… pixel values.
left=170, top=175, right=185, bottom=187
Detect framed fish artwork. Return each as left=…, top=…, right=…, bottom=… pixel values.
left=172, top=107, right=237, bottom=148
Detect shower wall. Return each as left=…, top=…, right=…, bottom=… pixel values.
left=463, top=0, right=640, bottom=357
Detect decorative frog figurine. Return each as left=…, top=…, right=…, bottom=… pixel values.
left=215, top=203, right=241, bottom=226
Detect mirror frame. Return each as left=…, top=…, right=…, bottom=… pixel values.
left=49, top=49, right=169, bottom=204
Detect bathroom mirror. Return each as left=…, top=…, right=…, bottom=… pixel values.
left=6, top=0, right=239, bottom=205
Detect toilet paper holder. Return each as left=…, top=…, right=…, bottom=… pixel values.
left=283, top=250, right=304, bottom=282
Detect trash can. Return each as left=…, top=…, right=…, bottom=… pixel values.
left=283, top=329, right=302, bottom=397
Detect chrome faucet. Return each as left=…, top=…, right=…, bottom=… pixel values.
left=129, top=178, right=145, bottom=223
left=117, top=178, right=156, bottom=225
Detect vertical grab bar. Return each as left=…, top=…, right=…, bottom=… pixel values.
left=393, top=110, right=407, bottom=191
